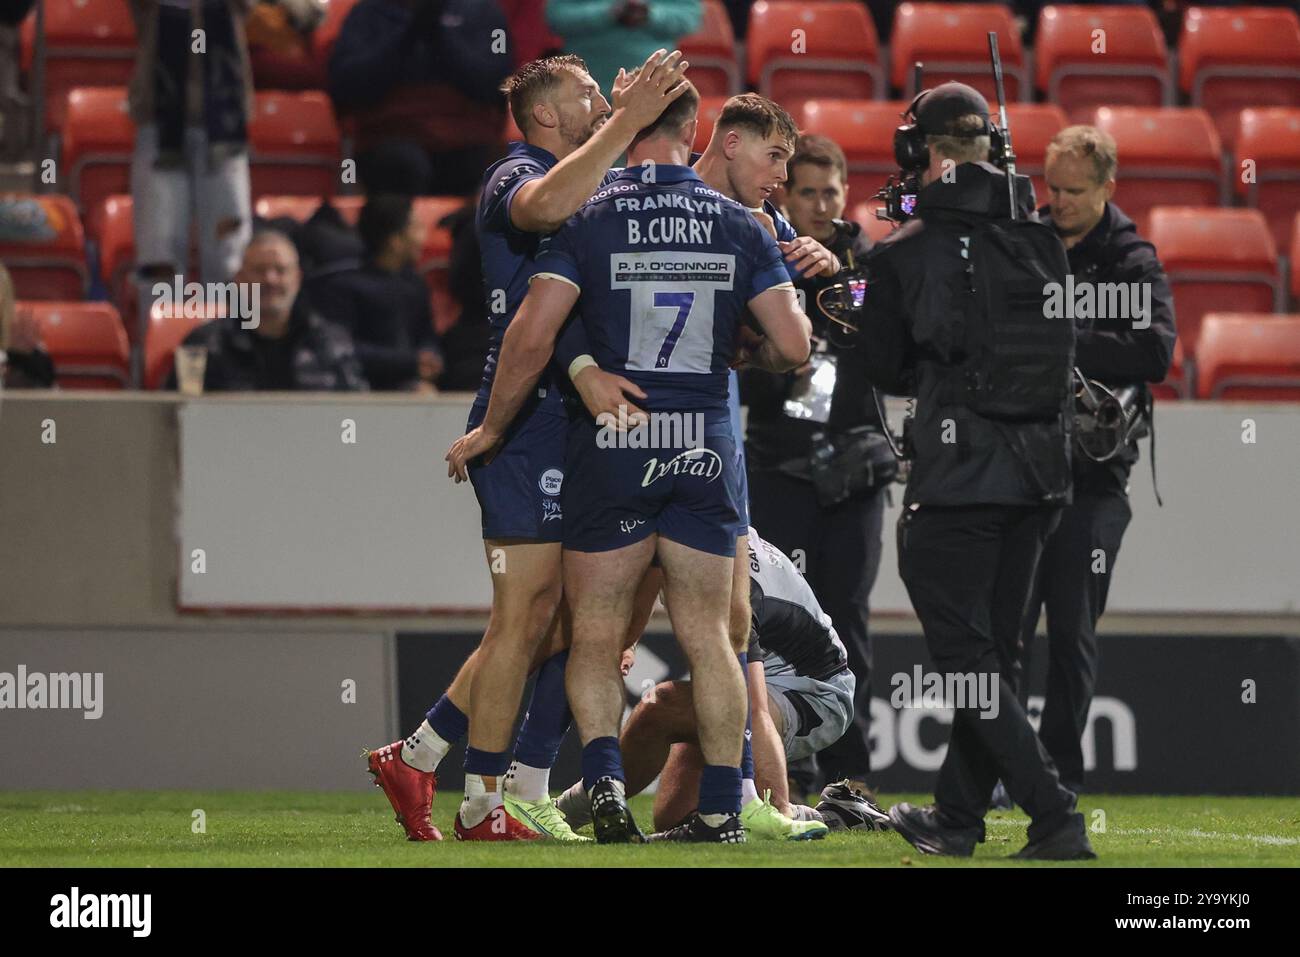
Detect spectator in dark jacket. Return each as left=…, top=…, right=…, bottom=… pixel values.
left=169, top=229, right=367, bottom=391
left=328, top=0, right=510, bottom=195
left=434, top=200, right=492, bottom=392
left=308, top=194, right=442, bottom=391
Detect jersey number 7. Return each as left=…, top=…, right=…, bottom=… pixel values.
left=653, top=291, right=695, bottom=369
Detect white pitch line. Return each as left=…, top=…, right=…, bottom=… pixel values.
left=983, top=817, right=1300, bottom=846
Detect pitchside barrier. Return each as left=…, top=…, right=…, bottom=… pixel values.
left=0, top=393, right=1296, bottom=792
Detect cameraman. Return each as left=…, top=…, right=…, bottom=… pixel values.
left=740, top=134, right=887, bottom=797
left=1017, top=126, right=1175, bottom=794
left=857, top=83, right=1093, bottom=859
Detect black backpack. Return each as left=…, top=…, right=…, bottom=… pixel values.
left=949, top=218, right=1075, bottom=422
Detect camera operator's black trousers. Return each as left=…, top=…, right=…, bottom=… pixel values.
left=898, top=503, right=1077, bottom=840
left=1017, top=485, right=1132, bottom=793
left=748, top=468, right=885, bottom=784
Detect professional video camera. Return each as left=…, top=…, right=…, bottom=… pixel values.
left=1073, top=371, right=1151, bottom=463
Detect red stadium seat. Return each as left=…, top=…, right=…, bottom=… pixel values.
left=248, top=92, right=341, bottom=200
left=85, top=194, right=136, bottom=325
left=1005, top=103, right=1070, bottom=209
left=1150, top=336, right=1188, bottom=401
left=693, top=96, right=728, bottom=154
left=144, top=301, right=222, bottom=390
left=1179, top=6, right=1300, bottom=152
left=413, top=197, right=468, bottom=335
left=20, top=300, right=130, bottom=389
left=1089, top=107, right=1224, bottom=231
left=1034, top=5, right=1171, bottom=122
left=0, top=194, right=88, bottom=300
left=891, top=3, right=1027, bottom=103
left=1147, top=207, right=1281, bottom=359
left=799, top=100, right=908, bottom=200
left=61, top=87, right=135, bottom=214
left=679, top=0, right=739, bottom=97
left=1195, top=313, right=1300, bottom=400
left=19, top=0, right=136, bottom=132
left=747, top=2, right=883, bottom=117
left=851, top=201, right=901, bottom=244
left=1234, top=108, right=1300, bottom=251
left=255, top=195, right=365, bottom=226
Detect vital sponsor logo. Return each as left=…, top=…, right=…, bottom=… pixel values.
left=50, top=887, right=151, bottom=937
left=640, top=448, right=724, bottom=487
left=0, top=666, right=103, bottom=719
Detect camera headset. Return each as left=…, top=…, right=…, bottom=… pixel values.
left=892, top=86, right=1003, bottom=176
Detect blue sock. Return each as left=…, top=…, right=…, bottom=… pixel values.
left=738, top=652, right=754, bottom=781
left=581, top=736, right=625, bottom=793
left=463, top=746, right=511, bottom=777
left=513, top=650, right=573, bottom=768
left=699, top=764, right=742, bottom=816
left=425, top=694, right=468, bottom=745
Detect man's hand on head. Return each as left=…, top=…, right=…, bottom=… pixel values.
left=780, top=236, right=841, bottom=277
left=611, top=49, right=690, bottom=129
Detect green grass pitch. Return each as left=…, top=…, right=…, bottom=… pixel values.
left=2, top=791, right=1296, bottom=867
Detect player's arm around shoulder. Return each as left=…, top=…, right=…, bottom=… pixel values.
left=743, top=220, right=813, bottom=373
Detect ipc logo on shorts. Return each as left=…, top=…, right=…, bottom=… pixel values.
left=538, top=468, right=564, bottom=497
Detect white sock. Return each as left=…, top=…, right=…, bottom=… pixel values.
left=460, top=773, right=503, bottom=828
left=402, top=720, right=451, bottom=773
left=742, top=777, right=760, bottom=806
left=505, top=761, right=551, bottom=803
left=555, top=781, right=590, bottom=826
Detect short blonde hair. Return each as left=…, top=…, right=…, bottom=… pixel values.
left=926, top=113, right=991, bottom=165
left=1045, top=125, right=1118, bottom=185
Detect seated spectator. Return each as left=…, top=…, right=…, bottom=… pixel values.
left=434, top=199, right=491, bottom=391
left=307, top=194, right=443, bottom=391
left=168, top=229, right=367, bottom=391
left=0, top=263, right=55, bottom=388
left=328, top=0, right=512, bottom=195
left=546, top=0, right=701, bottom=93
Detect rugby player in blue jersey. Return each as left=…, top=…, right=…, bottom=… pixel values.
left=367, top=50, right=691, bottom=843
left=447, top=85, right=813, bottom=843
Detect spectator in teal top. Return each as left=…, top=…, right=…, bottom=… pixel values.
left=546, top=0, right=702, bottom=94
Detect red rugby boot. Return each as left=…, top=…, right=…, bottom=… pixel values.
left=365, top=741, right=442, bottom=841
left=453, top=803, right=543, bottom=841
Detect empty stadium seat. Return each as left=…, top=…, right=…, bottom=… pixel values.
left=1179, top=6, right=1300, bottom=151
left=891, top=3, right=1027, bottom=103
left=678, top=0, right=739, bottom=97
left=85, top=194, right=136, bottom=327
left=248, top=92, right=341, bottom=200
left=19, top=0, right=136, bottom=132
left=799, top=100, right=908, bottom=199
left=1089, top=107, right=1224, bottom=230
left=1005, top=103, right=1070, bottom=209
left=1234, top=108, right=1300, bottom=251
left=747, top=2, right=883, bottom=117
left=1195, top=313, right=1300, bottom=400
left=1034, top=5, right=1171, bottom=122
left=255, top=195, right=365, bottom=226
left=21, top=301, right=130, bottom=389
left=61, top=87, right=134, bottom=214
left=144, top=301, right=222, bottom=390
left=692, top=96, right=728, bottom=154
left=1147, top=207, right=1281, bottom=358
left=0, top=194, right=87, bottom=300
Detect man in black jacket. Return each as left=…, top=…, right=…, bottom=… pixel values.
left=857, top=83, right=1094, bottom=860
left=1018, top=126, right=1176, bottom=794
left=308, top=194, right=443, bottom=392
left=742, top=133, right=884, bottom=796
left=170, top=230, right=367, bottom=391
